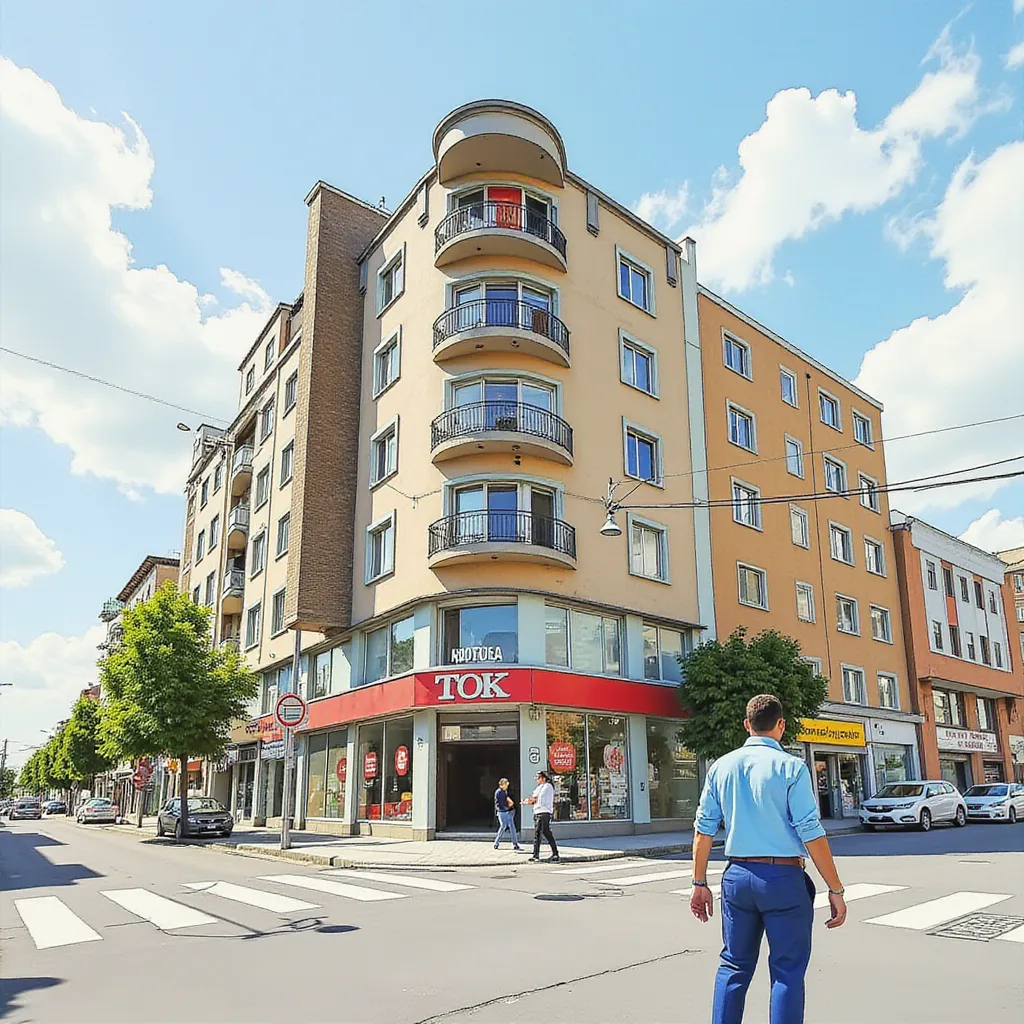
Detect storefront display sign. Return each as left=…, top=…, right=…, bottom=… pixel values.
left=603, top=744, right=625, bottom=772
left=1009, top=735, right=1024, bottom=765
left=549, top=742, right=576, bottom=772
left=335, top=756, right=347, bottom=783
left=261, top=739, right=285, bottom=760
left=432, top=671, right=512, bottom=702
left=364, top=751, right=379, bottom=779
left=796, top=718, right=866, bottom=747
left=936, top=726, right=998, bottom=754
left=394, top=745, right=410, bottom=776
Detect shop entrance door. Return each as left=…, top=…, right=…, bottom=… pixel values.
left=814, top=755, right=839, bottom=819
left=437, top=716, right=519, bottom=832
left=940, top=757, right=972, bottom=793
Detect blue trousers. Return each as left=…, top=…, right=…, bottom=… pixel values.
left=712, top=862, right=815, bottom=1024
left=494, top=809, right=519, bottom=848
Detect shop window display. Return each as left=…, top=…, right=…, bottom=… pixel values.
left=646, top=720, right=700, bottom=820
left=546, top=711, right=630, bottom=822
left=546, top=711, right=588, bottom=821
left=382, top=717, right=414, bottom=821
left=587, top=715, right=630, bottom=819
left=358, top=721, right=384, bottom=819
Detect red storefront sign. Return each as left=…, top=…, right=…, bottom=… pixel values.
left=255, top=715, right=283, bottom=742
left=549, top=742, right=576, bottom=772
left=335, top=757, right=347, bottom=783
left=415, top=669, right=531, bottom=705
left=363, top=751, right=378, bottom=779
left=394, top=746, right=410, bottom=776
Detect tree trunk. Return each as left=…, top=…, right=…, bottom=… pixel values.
left=178, top=753, right=188, bottom=842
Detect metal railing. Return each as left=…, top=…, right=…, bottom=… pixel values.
left=432, top=299, right=569, bottom=356
left=431, top=401, right=573, bottom=456
left=231, top=445, right=253, bottom=474
left=435, top=201, right=567, bottom=259
left=100, top=598, right=124, bottom=622
left=227, top=505, right=250, bottom=531
left=219, top=636, right=240, bottom=651
left=222, top=568, right=245, bottom=594
left=427, top=510, right=576, bottom=559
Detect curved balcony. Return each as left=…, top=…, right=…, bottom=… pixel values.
left=434, top=202, right=567, bottom=271
left=431, top=402, right=573, bottom=466
left=226, top=505, right=249, bottom=550
left=230, top=445, right=253, bottom=496
left=432, top=299, right=570, bottom=366
left=221, top=568, right=245, bottom=614
left=427, top=510, right=576, bottom=570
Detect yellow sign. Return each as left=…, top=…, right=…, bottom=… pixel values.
left=796, top=718, right=866, bottom=747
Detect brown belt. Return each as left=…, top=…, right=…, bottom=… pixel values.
left=730, top=856, right=804, bottom=867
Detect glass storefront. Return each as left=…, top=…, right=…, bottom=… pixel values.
left=588, top=716, right=630, bottom=819
left=940, top=757, right=972, bottom=792
left=357, top=721, right=384, bottom=819
left=545, top=711, right=629, bottom=821
left=872, top=743, right=912, bottom=792
left=306, top=729, right=348, bottom=819
left=546, top=711, right=588, bottom=820
left=442, top=604, right=517, bottom=664
left=838, top=753, right=864, bottom=814
left=646, top=720, right=700, bottom=820
left=357, top=718, right=413, bottom=822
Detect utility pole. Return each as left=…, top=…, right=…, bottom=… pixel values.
left=0, top=738, right=8, bottom=795
left=280, top=627, right=302, bottom=851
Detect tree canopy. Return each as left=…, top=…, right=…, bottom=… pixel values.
left=64, top=695, right=114, bottom=785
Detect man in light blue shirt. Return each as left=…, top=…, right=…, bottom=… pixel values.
left=690, top=694, right=847, bottom=1024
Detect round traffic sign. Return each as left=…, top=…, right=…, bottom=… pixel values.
left=274, top=692, right=308, bottom=730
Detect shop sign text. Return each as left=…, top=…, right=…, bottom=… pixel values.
left=549, top=742, right=576, bottom=772
left=364, top=751, right=379, bottom=779
left=434, top=671, right=511, bottom=702
left=936, top=726, right=999, bottom=754
left=796, top=718, right=866, bottom=747
left=449, top=645, right=505, bottom=664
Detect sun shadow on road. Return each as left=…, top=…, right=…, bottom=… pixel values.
left=0, top=976, right=63, bottom=1017
left=0, top=831, right=104, bottom=892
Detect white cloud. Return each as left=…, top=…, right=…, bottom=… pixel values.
left=0, top=59, right=271, bottom=495
left=1006, top=40, right=1024, bottom=69
left=0, top=509, right=65, bottom=587
left=1016, top=0, right=1024, bottom=16
left=684, top=29, right=990, bottom=291
left=633, top=184, right=690, bottom=233
left=959, top=510, right=1024, bottom=552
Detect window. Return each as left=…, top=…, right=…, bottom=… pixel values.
left=1016, top=573, right=1024, bottom=593
left=829, top=523, right=854, bottom=565
left=284, top=371, right=298, bottom=413
left=796, top=582, right=816, bottom=622
left=260, top=668, right=278, bottom=715
left=819, top=390, right=841, bottom=430
left=995, top=641, right=1003, bottom=668
left=647, top=721, right=700, bottom=820
left=373, top=332, right=401, bottom=397
left=785, top=436, right=804, bottom=478
left=264, top=337, right=275, bottom=371
left=878, top=674, right=899, bottom=710
left=209, top=514, right=220, bottom=549
left=859, top=473, right=880, bottom=512
left=642, top=624, right=690, bottom=682
left=974, top=580, right=984, bottom=608
left=823, top=456, right=847, bottom=493
left=305, top=728, right=349, bottom=819
left=870, top=606, right=892, bottom=643
left=942, top=566, right=954, bottom=597
left=732, top=480, right=761, bottom=529
left=980, top=635, right=991, bottom=665
left=727, top=403, right=756, bottom=451
left=195, top=529, right=206, bottom=561
left=276, top=513, right=290, bottom=557
left=865, top=537, right=886, bottom=576
left=988, top=589, right=999, bottom=614
left=364, top=615, right=415, bottom=684
left=926, top=561, right=938, bottom=590
left=628, top=516, right=669, bottom=582
left=255, top=466, right=270, bottom=508
left=200, top=477, right=209, bottom=507
left=842, top=666, right=866, bottom=704
left=738, top=563, right=768, bottom=610
left=365, top=512, right=396, bottom=583
left=960, top=576, right=970, bottom=601
left=250, top=531, right=266, bottom=576
left=213, top=464, right=223, bottom=492
left=259, top=399, right=275, bottom=441
left=546, top=712, right=629, bottom=821
left=620, top=332, right=657, bottom=396
left=978, top=697, right=996, bottom=732
left=442, top=604, right=518, bottom=665
left=966, top=631, right=976, bottom=660
left=245, top=366, right=255, bottom=394
left=245, top=603, right=261, bottom=649
left=618, top=251, right=652, bottom=312
left=545, top=605, right=622, bottom=676
left=377, top=249, right=404, bottom=312
left=933, top=688, right=964, bottom=727
left=271, top=589, right=286, bottom=636
left=1018, top=607, right=1024, bottom=623
left=790, top=505, right=810, bottom=548
left=723, top=333, right=751, bottom=378
left=192, top=585, right=201, bottom=604
left=780, top=367, right=798, bottom=407
left=204, top=572, right=215, bottom=606
left=932, top=620, right=944, bottom=650
left=949, top=624, right=962, bottom=658
left=280, top=441, right=294, bottom=485
left=802, top=656, right=823, bottom=677
left=370, top=420, right=398, bottom=486
left=852, top=411, right=873, bottom=446
left=837, top=595, right=859, bottom=634
left=624, top=423, right=661, bottom=483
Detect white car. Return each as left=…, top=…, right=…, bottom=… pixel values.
left=77, top=797, right=119, bottom=824
left=860, top=780, right=967, bottom=832
left=963, top=782, right=1024, bottom=824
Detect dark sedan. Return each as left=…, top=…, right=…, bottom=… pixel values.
left=156, top=797, right=234, bottom=839
left=45, top=799, right=68, bottom=815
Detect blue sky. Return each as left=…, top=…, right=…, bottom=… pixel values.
left=1, top=1, right=1022, bottom=761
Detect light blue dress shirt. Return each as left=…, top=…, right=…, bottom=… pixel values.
left=695, top=736, right=826, bottom=858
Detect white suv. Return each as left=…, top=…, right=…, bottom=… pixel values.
left=860, top=780, right=967, bottom=832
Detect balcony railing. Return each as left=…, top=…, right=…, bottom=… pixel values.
left=227, top=505, right=250, bottom=531
left=100, top=598, right=125, bottom=622
left=435, top=202, right=567, bottom=259
left=432, top=299, right=569, bottom=356
left=219, top=636, right=240, bottom=651
left=431, top=402, right=573, bottom=456
left=231, top=446, right=253, bottom=474
left=427, top=510, right=576, bottom=560
left=223, top=569, right=245, bottom=595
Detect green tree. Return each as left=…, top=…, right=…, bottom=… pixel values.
left=46, top=725, right=73, bottom=800
left=678, top=628, right=829, bottom=760
left=64, top=695, right=114, bottom=788
left=0, top=766, right=16, bottom=800
left=19, top=748, right=49, bottom=795
left=99, top=581, right=257, bottom=840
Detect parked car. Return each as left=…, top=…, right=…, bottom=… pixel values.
left=860, top=780, right=967, bottom=831
left=9, top=797, right=43, bottom=820
left=964, top=782, right=1024, bottom=824
left=44, top=799, right=67, bottom=815
left=156, top=797, right=234, bottom=839
left=77, top=797, right=119, bottom=824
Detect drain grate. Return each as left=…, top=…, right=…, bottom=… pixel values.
left=931, top=913, right=1024, bottom=941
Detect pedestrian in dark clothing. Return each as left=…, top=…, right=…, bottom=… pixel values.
left=523, top=770, right=559, bottom=862
left=493, top=777, right=521, bottom=850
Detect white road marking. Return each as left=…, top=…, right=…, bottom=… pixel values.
left=600, top=866, right=725, bottom=887
left=183, top=881, right=319, bottom=913
left=670, top=885, right=722, bottom=896
left=14, top=896, right=102, bottom=949
left=261, top=874, right=407, bottom=902
left=997, top=924, right=1024, bottom=943
left=100, top=888, right=218, bottom=930
left=867, top=891, right=1013, bottom=930
left=553, top=860, right=648, bottom=875
left=813, top=883, right=907, bottom=909
left=326, top=870, right=474, bottom=892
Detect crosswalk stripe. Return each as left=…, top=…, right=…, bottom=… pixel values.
left=326, top=870, right=474, bottom=892
left=101, top=888, right=218, bottom=930
left=997, top=924, right=1024, bottom=943
left=14, top=896, right=102, bottom=949
left=813, top=883, right=907, bottom=909
left=261, top=874, right=407, bottom=902
left=183, top=881, right=319, bottom=913
left=599, top=867, right=725, bottom=887
left=553, top=860, right=648, bottom=875
left=669, top=885, right=722, bottom=897
left=867, top=891, right=1013, bottom=930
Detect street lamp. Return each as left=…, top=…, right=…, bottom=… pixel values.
left=597, top=478, right=625, bottom=537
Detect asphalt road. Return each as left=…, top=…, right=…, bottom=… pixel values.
left=1, top=815, right=1022, bottom=1023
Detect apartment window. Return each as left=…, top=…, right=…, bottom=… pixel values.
left=859, top=473, right=880, bottom=512
left=366, top=512, right=396, bottom=583
left=738, top=563, right=768, bottom=610
left=370, top=419, right=398, bottom=487
left=878, top=674, right=899, bottom=710
left=802, top=656, right=823, bottom=677
left=790, top=505, right=810, bottom=548
left=259, top=399, right=274, bottom=441
left=250, top=531, right=266, bottom=576
left=723, top=333, right=751, bottom=379
left=213, top=464, right=223, bottom=493
left=280, top=441, right=294, bottom=486
left=624, top=423, right=661, bottom=484
left=819, top=390, right=841, bottom=430
left=842, top=666, right=866, bottom=704
left=932, top=620, right=944, bottom=650
left=829, top=523, right=854, bottom=565
left=618, top=251, right=652, bottom=312
left=200, top=477, right=209, bottom=508
left=837, top=595, right=859, bottom=634
left=271, top=589, right=286, bottom=636
left=732, top=480, right=762, bottom=530
left=276, top=512, right=290, bottom=557
left=260, top=670, right=278, bottom=715
left=988, top=590, right=999, bottom=614
left=785, top=436, right=804, bottom=478
left=823, top=456, right=847, bottom=493
left=264, top=337, right=275, bottom=371
left=942, top=566, right=954, bottom=597
left=995, top=641, right=1003, bottom=668
left=960, top=575, right=970, bottom=601
left=245, top=366, right=255, bottom=395
left=780, top=367, right=798, bottom=407
left=1015, top=573, right=1024, bottom=593
left=254, top=466, right=270, bottom=508
left=204, top=572, right=215, bottom=606
left=980, top=635, right=991, bottom=665
left=1018, top=607, right=1024, bottom=623
left=377, top=249, right=404, bottom=313
left=192, top=585, right=201, bottom=604
left=852, top=411, right=873, bottom=446
left=926, top=561, right=938, bottom=590
left=284, top=371, right=298, bottom=413
left=195, top=529, right=206, bottom=561
left=796, top=582, right=816, bottom=622
left=727, top=404, right=756, bottom=452
left=629, top=516, right=668, bottom=582
left=933, top=688, right=964, bottom=727
left=974, top=581, right=984, bottom=608
left=966, top=631, right=976, bottom=660
left=245, top=603, right=261, bottom=649
left=865, top=537, right=886, bottom=576
left=642, top=624, right=690, bottom=682
left=364, top=615, right=415, bottom=684
left=209, top=514, right=220, bottom=549
left=949, top=624, right=962, bottom=658
left=373, top=331, right=401, bottom=397
left=870, top=606, right=892, bottom=643
left=545, top=605, right=622, bottom=676
left=620, top=332, right=657, bottom=396
left=978, top=697, right=997, bottom=732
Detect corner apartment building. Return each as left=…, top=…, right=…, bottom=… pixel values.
left=999, top=547, right=1024, bottom=780
left=892, top=516, right=1024, bottom=789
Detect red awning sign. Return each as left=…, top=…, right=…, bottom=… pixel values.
left=275, top=692, right=308, bottom=731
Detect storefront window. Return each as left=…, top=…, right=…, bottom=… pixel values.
left=391, top=617, right=414, bottom=674
left=306, top=732, right=328, bottom=818
left=365, top=626, right=389, bottom=684
left=382, top=717, right=414, bottom=821
left=365, top=616, right=415, bottom=684
left=324, top=730, right=348, bottom=819
left=546, top=711, right=588, bottom=820
left=357, top=721, right=384, bottom=819
left=643, top=624, right=690, bottom=682
left=545, top=605, right=621, bottom=675
left=587, top=715, right=629, bottom=819
left=310, top=652, right=330, bottom=698
left=647, top=720, right=700, bottom=820
left=546, top=712, right=632, bottom=821
left=872, top=743, right=910, bottom=792
left=545, top=606, right=568, bottom=666
left=442, top=604, right=517, bottom=664
left=838, top=753, right=864, bottom=813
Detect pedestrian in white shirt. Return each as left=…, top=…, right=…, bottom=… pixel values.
left=523, top=770, right=559, bottom=862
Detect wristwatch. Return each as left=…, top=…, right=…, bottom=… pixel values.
left=692, top=880, right=710, bottom=888
left=828, top=887, right=845, bottom=896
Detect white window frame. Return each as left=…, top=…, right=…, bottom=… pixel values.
left=796, top=581, right=816, bottom=623
left=615, top=245, right=656, bottom=315
left=870, top=605, right=893, bottom=644
left=822, top=454, right=848, bottom=494
left=622, top=418, right=664, bottom=487
left=864, top=536, right=887, bottom=577
left=858, top=472, right=880, bottom=512
left=245, top=602, right=261, bottom=650
left=877, top=673, right=900, bottom=710
left=284, top=371, right=298, bottom=414
left=270, top=588, right=287, bottom=637
left=264, top=337, right=275, bottom=371
left=802, top=656, right=823, bottom=677
left=731, top=477, right=762, bottom=531
left=250, top=530, right=266, bottom=578
left=254, top=466, right=271, bottom=509
left=376, top=245, right=405, bottom=316
left=836, top=593, right=860, bottom=635
left=280, top=441, right=294, bottom=487
left=213, top=463, right=223, bottom=493
left=195, top=529, right=206, bottom=562
left=818, top=388, right=842, bottom=431
left=365, top=510, right=397, bottom=584
left=618, top=330, right=659, bottom=397
left=626, top=513, right=670, bottom=583
left=259, top=398, right=275, bottom=443
left=369, top=416, right=400, bottom=488
left=851, top=409, right=874, bottom=448
left=932, top=620, right=944, bottom=651
left=841, top=664, right=867, bottom=705
left=276, top=512, right=290, bottom=558
left=790, top=504, right=810, bottom=549
left=779, top=365, right=799, bottom=407
left=726, top=400, right=758, bottom=453
left=737, top=561, right=769, bottom=611
left=784, top=434, right=805, bottom=478
left=372, top=327, right=402, bottom=399
left=828, top=521, right=855, bottom=566
left=209, top=514, right=220, bottom=550
left=722, top=330, right=752, bottom=381
left=244, top=365, right=255, bottom=395
left=925, top=560, right=938, bottom=590
left=988, top=589, right=999, bottom=615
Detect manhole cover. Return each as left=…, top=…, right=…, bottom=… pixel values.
left=489, top=874, right=516, bottom=880
left=931, top=913, right=1024, bottom=941
left=534, top=893, right=585, bottom=902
